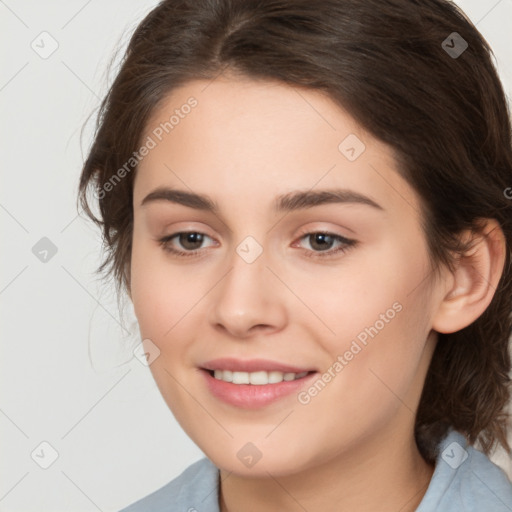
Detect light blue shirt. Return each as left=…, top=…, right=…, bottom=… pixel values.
left=119, top=429, right=512, bottom=511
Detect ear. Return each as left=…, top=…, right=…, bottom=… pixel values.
left=432, top=219, right=506, bottom=334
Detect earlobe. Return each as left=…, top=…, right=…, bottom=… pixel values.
left=432, top=219, right=506, bottom=334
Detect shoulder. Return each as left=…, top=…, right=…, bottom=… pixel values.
left=118, top=457, right=220, bottom=512
left=417, top=429, right=512, bottom=512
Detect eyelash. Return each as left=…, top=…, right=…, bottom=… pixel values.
left=157, top=231, right=357, bottom=260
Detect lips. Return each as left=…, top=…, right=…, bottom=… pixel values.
left=199, top=357, right=318, bottom=408
left=201, top=357, right=315, bottom=373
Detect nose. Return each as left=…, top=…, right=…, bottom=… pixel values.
left=208, top=245, right=288, bottom=339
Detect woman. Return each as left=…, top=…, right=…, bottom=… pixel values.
left=78, top=0, right=512, bottom=510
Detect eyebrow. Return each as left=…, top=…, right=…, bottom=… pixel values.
left=140, top=187, right=384, bottom=212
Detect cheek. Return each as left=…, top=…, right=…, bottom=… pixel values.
left=130, top=230, right=199, bottom=341
left=297, top=296, right=432, bottom=449
left=312, top=237, right=433, bottom=398
left=306, top=240, right=423, bottom=342
left=130, top=240, right=202, bottom=412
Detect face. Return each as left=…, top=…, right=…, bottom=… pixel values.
left=130, top=75, right=445, bottom=476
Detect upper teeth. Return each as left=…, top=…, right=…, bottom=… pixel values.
left=213, top=370, right=309, bottom=385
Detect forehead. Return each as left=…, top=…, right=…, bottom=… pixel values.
left=134, top=76, right=421, bottom=218
left=143, top=75, right=364, bottom=154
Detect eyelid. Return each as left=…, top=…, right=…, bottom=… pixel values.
left=294, top=224, right=354, bottom=241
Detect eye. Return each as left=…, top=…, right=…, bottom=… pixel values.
left=157, top=231, right=216, bottom=257
left=294, top=231, right=357, bottom=259
left=157, top=230, right=357, bottom=260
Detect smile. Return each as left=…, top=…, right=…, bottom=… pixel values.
left=199, top=357, right=318, bottom=408
left=210, top=369, right=310, bottom=384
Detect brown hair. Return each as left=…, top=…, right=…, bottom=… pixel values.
left=78, top=0, right=512, bottom=463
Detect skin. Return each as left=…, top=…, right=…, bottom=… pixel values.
left=129, top=74, right=506, bottom=512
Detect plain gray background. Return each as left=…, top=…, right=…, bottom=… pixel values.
left=1, top=1, right=511, bottom=510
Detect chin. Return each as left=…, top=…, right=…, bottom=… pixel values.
left=202, top=441, right=316, bottom=478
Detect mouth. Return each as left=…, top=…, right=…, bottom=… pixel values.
left=204, top=368, right=314, bottom=384
left=199, top=367, right=318, bottom=409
